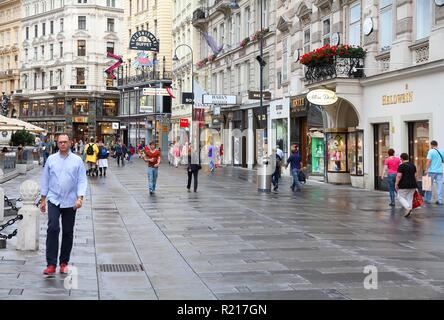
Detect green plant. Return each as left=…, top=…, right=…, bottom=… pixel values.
left=10, top=129, right=35, bottom=146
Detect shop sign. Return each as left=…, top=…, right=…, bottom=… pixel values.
left=73, top=116, right=88, bottom=123
left=140, top=105, right=154, bottom=113
left=112, top=122, right=119, bottom=129
left=179, top=118, right=189, bottom=128
left=202, top=94, right=237, bottom=105
left=248, top=90, right=271, bottom=100
left=142, top=88, right=170, bottom=96
left=382, top=91, right=413, bottom=106
left=182, top=92, right=194, bottom=104
left=120, top=125, right=127, bottom=129
left=213, top=105, right=221, bottom=116
left=290, top=95, right=307, bottom=116
left=129, top=30, right=159, bottom=52
left=307, top=89, right=338, bottom=106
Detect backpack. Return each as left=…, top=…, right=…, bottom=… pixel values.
left=100, top=147, right=108, bottom=158
left=208, top=146, right=213, bottom=158
left=86, top=144, right=95, bottom=156
left=115, top=144, right=122, bottom=155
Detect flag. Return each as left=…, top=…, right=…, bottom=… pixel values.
left=202, top=32, right=223, bottom=55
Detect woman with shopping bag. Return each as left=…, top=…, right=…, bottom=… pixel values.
left=395, top=153, right=419, bottom=218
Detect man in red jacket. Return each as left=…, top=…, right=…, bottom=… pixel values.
left=143, top=141, right=161, bottom=194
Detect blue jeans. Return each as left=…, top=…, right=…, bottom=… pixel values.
left=425, top=172, right=443, bottom=203
left=46, top=201, right=76, bottom=266
left=387, top=173, right=397, bottom=204
left=147, top=167, right=158, bottom=192
left=291, top=169, right=302, bottom=191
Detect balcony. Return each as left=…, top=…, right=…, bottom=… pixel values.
left=304, top=57, right=365, bottom=85
left=210, top=0, right=237, bottom=16
left=192, top=8, right=209, bottom=30
left=0, top=69, right=14, bottom=79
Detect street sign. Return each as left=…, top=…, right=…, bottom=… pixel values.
left=182, top=92, right=194, bottom=104
left=202, top=94, right=237, bottom=105
left=142, top=88, right=170, bottom=96
left=248, top=90, right=271, bottom=100
left=179, top=118, right=189, bottom=128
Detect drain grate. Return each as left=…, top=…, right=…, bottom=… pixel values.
left=98, top=264, right=144, bottom=272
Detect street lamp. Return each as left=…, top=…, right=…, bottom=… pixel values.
left=173, top=44, right=199, bottom=162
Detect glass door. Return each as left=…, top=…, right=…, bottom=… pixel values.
left=408, top=121, right=429, bottom=187
left=374, top=123, right=390, bottom=191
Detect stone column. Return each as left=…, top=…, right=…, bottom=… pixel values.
left=16, top=180, right=40, bottom=251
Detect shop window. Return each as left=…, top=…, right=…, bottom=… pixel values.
left=409, top=121, right=429, bottom=178
left=272, top=118, right=288, bottom=161
left=31, top=101, right=38, bottom=116
left=348, top=130, right=364, bottom=176
left=47, top=100, right=54, bottom=115
left=38, top=101, right=46, bottom=116
left=73, top=99, right=89, bottom=115
left=326, top=132, right=347, bottom=172
left=55, top=121, right=65, bottom=133
left=103, top=99, right=117, bottom=116
left=55, top=99, right=64, bottom=115
left=374, top=123, right=390, bottom=191
left=21, top=102, right=29, bottom=116
left=106, top=74, right=114, bottom=87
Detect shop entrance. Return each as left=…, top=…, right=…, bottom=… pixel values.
left=73, top=123, right=89, bottom=143
left=408, top=121, right=429, bottom=187
left=374, top=123, right=390, bottom=191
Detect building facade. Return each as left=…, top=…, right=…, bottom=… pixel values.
left=15, top=0, right=124, bottom=144
left=193, top=0, right=277, bottom=169
left=0, top=0, right=21, bottom=117
left=117, top=0, right=172, bottom=150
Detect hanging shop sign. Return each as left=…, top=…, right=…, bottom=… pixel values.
left=179, top=118, right=189, bottom=128
left=290, top=95, right=308, bottom=116
left=202, top=94, right=237, bottom=105
left=248, top=90, right=271, bottom=100
left=182, top=92, right=194, bottom=104
left=112, top=122, right=119, bottom=130
left=307, top=89, right=338, bottom=106
left=142, top=88, right=170, bottom=96
left=129, top=30, right=159, bottom=52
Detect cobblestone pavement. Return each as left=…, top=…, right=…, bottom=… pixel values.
left=1, top=158, right=444, bottom=300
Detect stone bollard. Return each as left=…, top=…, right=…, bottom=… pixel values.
left=0, top=186, right=4, bottom=222
left=16, top=180, right=40, bottom=251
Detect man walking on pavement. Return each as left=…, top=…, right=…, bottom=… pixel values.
left=115, top=140, right=125, bottom=167
left=285, top=144, right=303, bottom=192
left=424, top=140, right=444, bottom=205
left=84, top=137, right=99, bottom=176
left=143, top=141, right=161, bottom=195
left=39, top=133, right=87, bottom=275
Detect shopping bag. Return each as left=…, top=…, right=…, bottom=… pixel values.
left=412, top=190, right=424, bottom=209
left=422, top=175, right=432, bottom=191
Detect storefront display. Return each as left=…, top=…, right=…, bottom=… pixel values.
left=311, top=136, right=324, bottom=174
left=327, top=132, right=347, bottom=172
left=272, top=118, right=288, bottom=160
left=409, top=121, right=429, bottom=179
left=374, top=123, right=390, bottom=190
left=348, top=130, right=364, bottom=176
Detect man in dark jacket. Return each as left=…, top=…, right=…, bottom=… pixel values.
left=285, top=144, right=302, bottom=192
left=186, top=144, right=201, bottom=192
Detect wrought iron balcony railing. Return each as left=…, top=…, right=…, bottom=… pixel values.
left=304, top=57, right=365, bottom=85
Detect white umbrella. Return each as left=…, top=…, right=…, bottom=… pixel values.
left=0, top=115, right=45, bottom=132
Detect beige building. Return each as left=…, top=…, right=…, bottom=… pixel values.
left=0, top=0, right=21, bottom=116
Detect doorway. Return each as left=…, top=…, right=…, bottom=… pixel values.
left=408, top=121, right=429, bottom=187
left=73, top=123, right=89, bottom=142
left=374, top=123, right=390, bottom=191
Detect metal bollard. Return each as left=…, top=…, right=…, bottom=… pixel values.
left=16, top=180, right=40, bottom=251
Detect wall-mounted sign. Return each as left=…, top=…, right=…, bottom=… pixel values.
left=142, top=88, right=170, bottom=96
left=202, top=94, right=237, bottom=105
left=112, top=122, right=119, bottom=130
left=248, top=90, right=271, bottom=100
left=382, top=91, right=413, bottom=106
left=120, top=125, right=127, bottom=129
left=179, top=118, right=189, bottom=128
left=140, top=105, right=154, bottom=113
left=73, top=116, right=88, bottom=123
left=129, top=30, right=159, bottom=52
left=290, top=95, right=308, bottom=117
left=363, top=18, right=373, bottom=36
left=307, top=89, right=338, bottom=106
left=182, top=92, right=194, bottom=104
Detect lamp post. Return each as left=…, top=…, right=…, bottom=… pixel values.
left=173, top=44, right=198, bottom=161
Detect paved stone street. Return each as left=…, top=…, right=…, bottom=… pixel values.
left=1, top=158, right=444, bottom=300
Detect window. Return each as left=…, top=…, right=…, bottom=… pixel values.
left=60, top=18, right=63, bottom=32
left=42, top=22, right=46, bottom=36
left=129, top=0, right=132, bottom=15
left=349, top=3, right=361, bottom=46
left=34, top=73, right=37, bottom=90
left=78, top=0, right=87, bottom=3
left=107, top=18, right=115, bottom=32
left=379, top=0, right=392, bottom=51
left=227, top=17, right=233, bottom=47
left=76, top=68, right=85, bottom=85
left=34, top=47, right=37, bottom=60
left=235, top=13, right=241, bottom=44
left=78, top=16, right=86, bottom=30
left=42, top=72, right=45, bottom=90
left=50, top=71, right=53, bottom=86
left=34, top=25, right=38, bottom=38
left=23, top=75, right=28, bottom=89
left=244, top=6, right=251, bottom=38
left=48, top=99, right=54, bottom=115
left=106, top=42, right=114, bottom=54
left=303, top=28, right=310, bottom=53
left=245, top=62, right=250, bottom=91
left=25, top=48, right=28, bottom=61
left=50, top=21, right=54, bottom=34
left=26, top=27, right=29, bottom=40
left=282, top=37, right=288, bottom=82
left=78, top=40, right=86, bottom=56
left=323, top=18, right=331, bottom=45
left=107, top=0, right=116, bottom=7
left=220, top=23, right=225, bottom=49
left=41, top=45, right=44, bottom=59
left=50, top=44, right=53, bottom=59
left=129, top=29, right=132, bottom=39
left=257, top=0, right=269, bottom=28
left=59, top=41, right=63, bottom=57
left=58, top=69, right=63, bottom=85
left=416, top=0, right=432, bottom=40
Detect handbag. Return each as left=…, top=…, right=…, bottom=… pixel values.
left=422, top=175, right=432, bottom=191
left=412, top=190, right=424, bottom=209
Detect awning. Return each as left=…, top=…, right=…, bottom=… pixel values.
left=0, top=115, right=45, bottom=132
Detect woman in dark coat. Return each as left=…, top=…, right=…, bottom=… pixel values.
left=187, top=144, right=201, bottom=192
